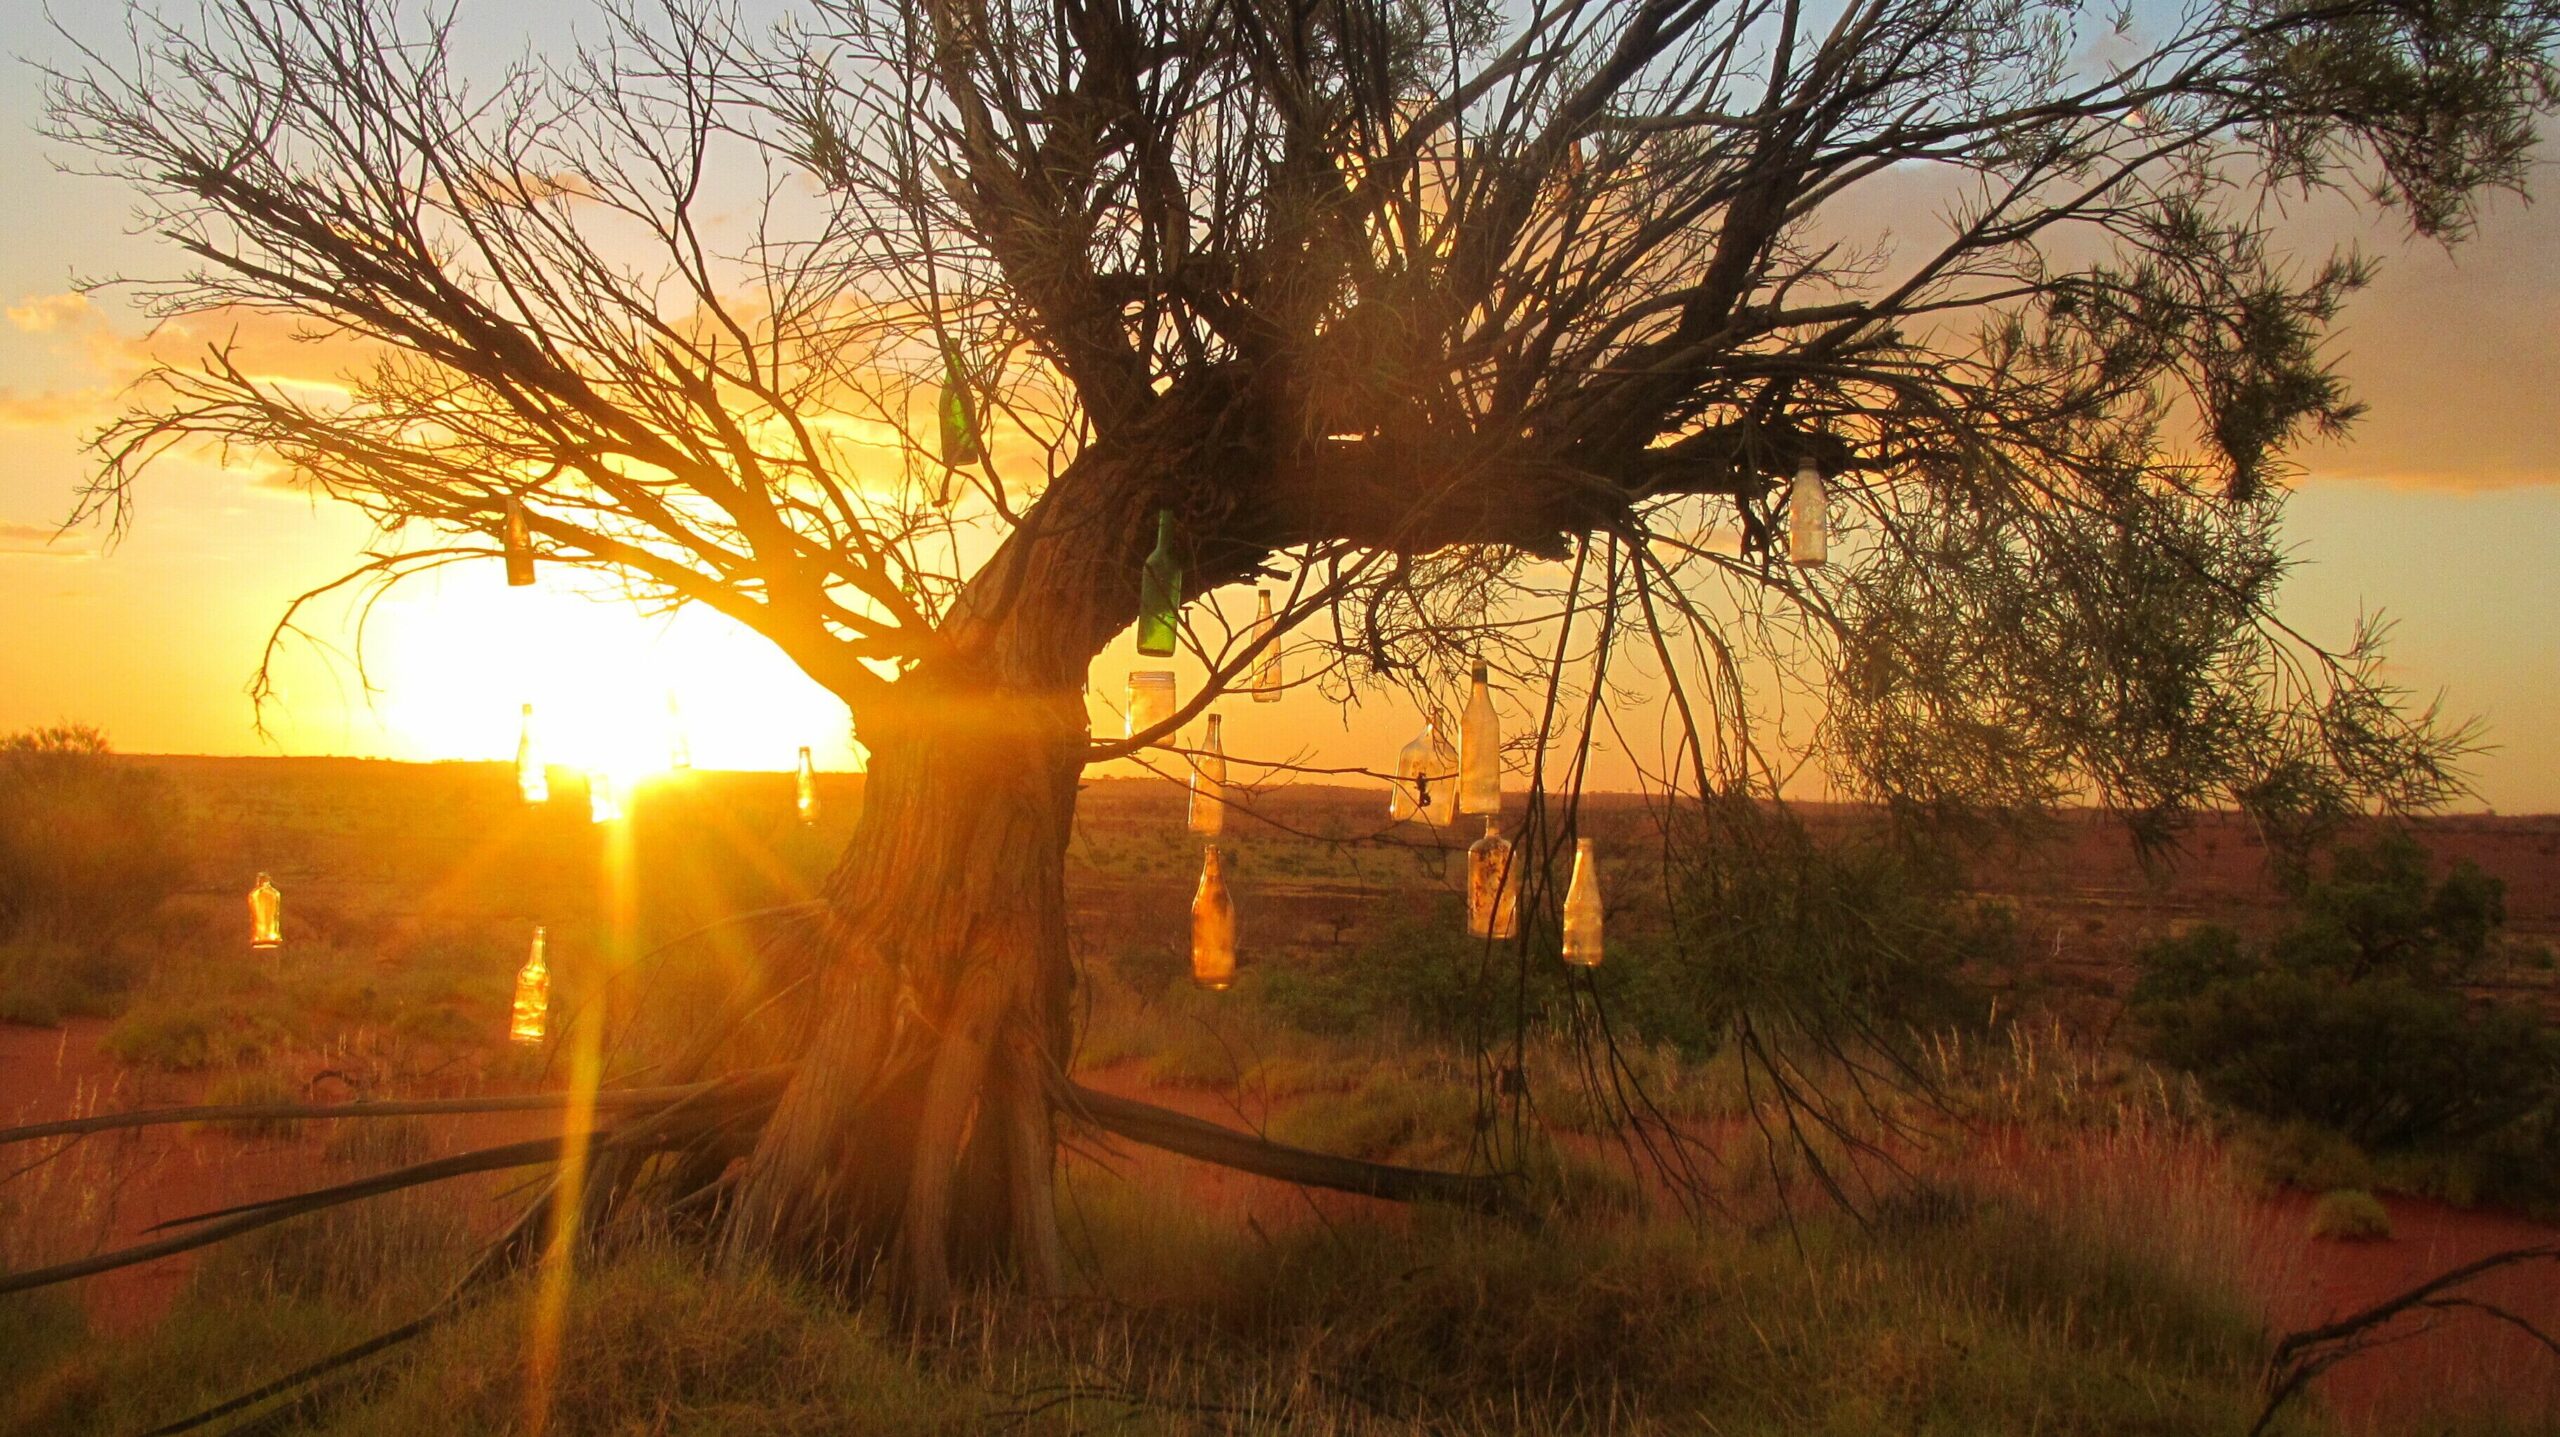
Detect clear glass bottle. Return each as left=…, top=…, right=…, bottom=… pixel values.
left=939, top=340, right=981, bottom=469
left=1466, top=818, right=1520, bottom=939
left=1790, top=461, right=1828, bottom=567
left=1561, top=838, right=1604, bottom=967
left=1189, top=713, right=1228, bottom=836
left=1458, top=662, right=1501, bottom=815
left=796, top=746, right=819, bottom=825
left=515, top=703, right=548, bottom=804
left=510, top=925, right=551, bottom=1046
left=588, top=770, right=623, bottom=825
left=1191, top=845, right=1237, bottom=991
left=248, top=873, right=282, bottom=950
left=1250, top=588, right=1282, bottom=702
left=1126, top=670, right=1176, bottom=743
left=1391, top=719, right=1458, bottom=823
left=1135, top=509, right=1182, bottom=657
left=665, top=693, right=692, bottom=771
left=503, top=497, right=535, bottom=587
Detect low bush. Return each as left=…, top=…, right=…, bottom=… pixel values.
left=2133, top=830, right=2560, bottom=1206
left=102, top=998, right=293, bottom=1072
left=0, top=727, right=189, bottom=943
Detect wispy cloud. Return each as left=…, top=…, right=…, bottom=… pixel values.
left=0, top=521, right=86, bottom=558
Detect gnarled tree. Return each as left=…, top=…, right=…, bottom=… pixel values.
left=38, top=0, right=2545, bottom=1319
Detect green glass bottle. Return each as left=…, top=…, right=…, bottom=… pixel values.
left=1136, top=508, right=1181, bottom=657
left=938, top=343, right=981, bottom=469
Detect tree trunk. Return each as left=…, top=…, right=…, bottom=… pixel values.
left=721, top=685, right=1087, bottom=1308
left=718, top=411, right=1365, bottom=1305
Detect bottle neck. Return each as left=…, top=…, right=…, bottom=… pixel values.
left=1154, top=509, right=1175, bottom=550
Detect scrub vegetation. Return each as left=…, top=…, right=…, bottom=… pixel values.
left=3, top=747, right=2558, bottom=1433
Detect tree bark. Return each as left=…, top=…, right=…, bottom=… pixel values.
left=720, top=684, right=1087, bottom=1304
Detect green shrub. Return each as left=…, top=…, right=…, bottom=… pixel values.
left=1597, top=804, right=1997, bottom=1061
left=1257, top=896, right=1502, bottom=1042
left=2307, top=1189, right=2393, bottom=1242
left=101, top=999, right=290, bottom=1072
left=0, top=727, right=188, bottom=942
left=2134, top=830, right=2560, bottom=1204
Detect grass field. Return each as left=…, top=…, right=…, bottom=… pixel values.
left=3, top=756, right=2557, bottom=1435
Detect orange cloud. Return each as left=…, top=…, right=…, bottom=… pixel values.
left=0, top=521, right=86, bottom=558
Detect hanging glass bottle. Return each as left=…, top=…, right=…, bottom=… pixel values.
left=665, top=693, right=692, bottom=771
left=1250, top=588, right=1282, bottom=702
left=1391, top=719, right=1458, bottom=823
left=248, top=873, right=282, bottom=950
left=1125, top=669, right=1176, bottom=743
left=938, top=339, right=982, bottom=470
left=1135, top=508, right=1182, bottom=657
left=1561, top=838, right=1604, bottom=967
left=588, top=770, right=623, bottom=825
left=1789, top=461, right=1828, bottom=567
left=510, top=925, right=551, bottom=1046
left=796, top=746, right=819, bottom=825
left=515, top=703, right=548, bottom=804
left=503, top=497, right=536, bottom=587
left=1458, top=662, right=1501, bottom=815
left=1466, top=818, right=1520, bottom=940
left=1191, top=844, right=1237, bottom=991
left=1189, top=714, right=1229, bottom=836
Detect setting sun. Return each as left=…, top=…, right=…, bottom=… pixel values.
left=362, top=567, right=863, bottom=777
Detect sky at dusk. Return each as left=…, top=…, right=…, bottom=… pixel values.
left=1, top=2, right=2555, bottom=809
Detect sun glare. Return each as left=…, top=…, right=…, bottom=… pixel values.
left=364, top=567, right=861, bottom=774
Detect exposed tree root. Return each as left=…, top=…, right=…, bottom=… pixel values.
left=1066, top=1084, right=1517, bottom=1214
left=0, top=1027, right=1519, bottom=1436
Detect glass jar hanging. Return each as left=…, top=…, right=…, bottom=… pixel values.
left=1250, top=588, right=1283, bottom=702
left=248, top=873, right=282, bottom=950
left=510, top=926, right=551, bottom=1046
left=939, top=338, right=982, bottom=470
left=1135, top=509, right=1183, bottom=657
left=1790, top=461, right=1828, bottom=567
left=588, top=770, right=624, bottom=825
left=515, top=703, right=548, bottom=804
left=1390, top=719, right=1458, bottom=823
left=503, top=497, right=536, bottom=587
left=665, top=693, right=692, bottom=771
left=1125, top=670, right=1176, bottom=743
left=1191, top=845, right=1237, bottom=991
left=1458, top=662, right=1501, bottom=815
left=1188, top=713, right=1229, bottom=836
left=1562, top=838, right=1604, bottom=967
left=1466, top=818, right=1520, bottom=939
